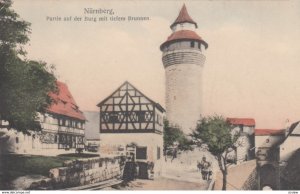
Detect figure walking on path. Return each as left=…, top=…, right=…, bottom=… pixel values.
left=199, top=156, right=212, bottom=180
left=171, top=148, right=177, bottom=162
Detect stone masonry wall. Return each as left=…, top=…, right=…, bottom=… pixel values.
left=214, top=160, right=257, bottom=190
left=29, top=156, right=122, bottom=189
left=165, top=62, right=204, bottom=134
left=242, top=168, right=258, bottom=190
left=162, top=49, right=205, bottom=67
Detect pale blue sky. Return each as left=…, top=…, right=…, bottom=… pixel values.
left=12, top=0, right=300, bottom=129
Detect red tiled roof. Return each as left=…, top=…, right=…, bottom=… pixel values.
left=171, top=4, right=197, bottom=28
left=255, top=129, right=286, bottom=136
left=47, top=81, right=85, bottom=121
left=167, top=30, right=203, bottom=42
left=160, top=30, right=208, bottom=50
left=227, top=118, right=255, bottom=126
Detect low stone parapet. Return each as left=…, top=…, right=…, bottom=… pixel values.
left=29, top=156, right=123, bottom=189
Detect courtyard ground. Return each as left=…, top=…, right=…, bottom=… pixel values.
left=109, top=149, right=214, bottom=190
left=163, top=149, right=218, bottom=183
left=110, top=177, right=209, bottom=190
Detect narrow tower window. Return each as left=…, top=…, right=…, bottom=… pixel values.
left=191, top=41, right=195, bottom=48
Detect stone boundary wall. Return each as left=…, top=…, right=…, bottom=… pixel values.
left=241, top=168, right=258, bottom=190
left=29, top=156, right=123, bottom=189
left=213, top=160, right=257, bottom=190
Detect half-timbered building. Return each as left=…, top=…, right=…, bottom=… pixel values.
left=0, top=81, right=86, bottom=155
left=97, top=81, right=165, bottom=178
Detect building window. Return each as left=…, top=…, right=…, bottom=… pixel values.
left=136, top=147, right=147, bottom=160
left=16, top=137, right=19, bottom=144
left=109, top=114, right=119, bottom=123
left=62, top=119, right=66, bottom=126
left=137, top=111, right=146, bottom=122
left=60, top=134, right=66, bottom=143
left=191, top=41, right=195, bottom=48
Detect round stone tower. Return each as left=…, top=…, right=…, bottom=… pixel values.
left=160, top=4, right=208, bottom=134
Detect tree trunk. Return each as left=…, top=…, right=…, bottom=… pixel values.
left=217, top=155, right=227, bottom=190
left=222, top=170, right=227, bottom=190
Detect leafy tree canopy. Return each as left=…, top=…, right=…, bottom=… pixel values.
left=163, top=120, right=193, bottom=151
left=191, top=115, right=240, bottom=190
left=191, top=115, right=238, bottom=156
left=0, top=0, right=57, bottom=133
left=0, top=0, right=30, bottom=54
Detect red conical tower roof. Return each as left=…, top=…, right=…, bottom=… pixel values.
left=171, top=4, right=198, bottom=28
left=160, top=4, right=208, bottom=51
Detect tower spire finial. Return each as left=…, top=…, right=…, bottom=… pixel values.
left=171, top=4, right=198, bottom=28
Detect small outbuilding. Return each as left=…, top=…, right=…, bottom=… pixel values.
left=97, top=81, right=165, bottom=179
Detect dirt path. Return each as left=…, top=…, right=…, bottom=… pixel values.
left=110, top=177, right=209, bottom=190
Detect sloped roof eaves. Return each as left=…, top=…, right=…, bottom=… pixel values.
left=97, top=81, right=165, bottom=113
left=47, top=81, right=86, bottom=121
left=97, top=82, right=127, bottom=107
left=227, top=118, right=256, bottom=126
left=154, top=103, right=166, bottom=113
left=47, top=109, right=86, bottom=121
left=160, top=30, right=208, bottom=50
left=280, top=121, right=300, bottom=144
left=255, top=129, right=286, bottom=136
left=287, top=121, right=300, bottom=137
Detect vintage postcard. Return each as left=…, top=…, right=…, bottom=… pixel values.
left=0, top=0, right=299, bottom=191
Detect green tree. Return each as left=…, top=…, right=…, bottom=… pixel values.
left=163, top=120, right=193, bottom=155
left=190, top=115, right=239, bottom=190
left=0, top=0, right=57, bottom=133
